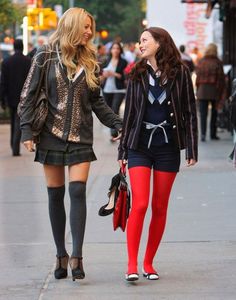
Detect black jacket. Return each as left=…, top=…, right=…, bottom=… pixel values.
left=0, top=51, right=31, bottom=108
left=118, top=64, right=198, bottom=161
left=19, top=46, right=122, bottom=149
left=102, top=57, right=127, bottom=90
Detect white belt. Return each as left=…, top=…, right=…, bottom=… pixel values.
left=143, top=120, right=168, bottom=148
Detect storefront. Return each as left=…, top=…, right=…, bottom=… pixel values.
left=181, top=0, right=236, bottom=79
left=147, top=0, right=214, bottom=52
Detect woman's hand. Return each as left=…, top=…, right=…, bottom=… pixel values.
left=111, top=130, right=122, bottom=141
left=103, top=70, right=113, bottom=78
left=23, top=140, right=35, bottom=152
left=118, top=159, right=127, bottom=169
left=103, top=70, right=121, bottom=78
left=186, top=159, right=197, bottom=167
left=114, top=72, right=121, bottom=79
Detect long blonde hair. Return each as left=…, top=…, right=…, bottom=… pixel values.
left=49, top=7, right=99, bottom=89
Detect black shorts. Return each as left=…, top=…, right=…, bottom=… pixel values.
left=128, top=143, right=180, bottom=172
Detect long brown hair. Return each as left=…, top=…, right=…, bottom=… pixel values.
left=131, top=27, right=182, bottom=84
left=108, top=42, right=124, bottom=60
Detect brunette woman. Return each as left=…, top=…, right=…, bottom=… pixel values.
left=101, top=42, right=127, bottom=141
left=118, top=27, right=198, bottom=281
left=19, top=8, right=122, bottom=281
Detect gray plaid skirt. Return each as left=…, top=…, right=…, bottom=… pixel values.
left=35, top=147, right=97, bottom=166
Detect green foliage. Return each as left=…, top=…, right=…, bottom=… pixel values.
left=44, top=0, right=146, bottom=42
left=114, top=0, right=146, bottom=42
left=74, top=0, right=127, bottom=31
left=0, top=0, right=26, bottom=31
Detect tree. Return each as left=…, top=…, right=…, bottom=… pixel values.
left=112, top=0, right=146, bottom=42
left=0, top=0, right=26, bottom=34
left=43, top=0, right=146, bottom=42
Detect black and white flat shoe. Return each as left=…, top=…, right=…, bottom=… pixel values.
left=142, top=268, right=159, bottom=280
left=125, top=273, right=139, bottom=281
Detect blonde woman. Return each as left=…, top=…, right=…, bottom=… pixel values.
left=19, top=8, right=122, bottom=281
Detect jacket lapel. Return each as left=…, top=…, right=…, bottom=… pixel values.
left=165, top=69, right=178, bottom=100
left=140, top=67, right=178, bottom=104
left=140, top=71, right=149, bottom=100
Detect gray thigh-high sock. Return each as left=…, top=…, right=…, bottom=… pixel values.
left=69, top=181, right=87, bottom=258
left=47, top=185, right=67, bottom=257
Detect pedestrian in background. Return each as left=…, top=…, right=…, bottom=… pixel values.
left=19, top=7, right=122, bottom=281
left=196, top=43, right=225, bottom=141
left=27, top=35, right=46, bottom=59
left=0, top=39, right=31, bottom=156
left=96, top=43, right=107, bottom=68
left=101, top=42, right=127, bottom=141
left=190, top=46, right=202, bottom=67
left=118, top=27, right=198, bottom=281
left=123, top=42, right=137, bottom=64
left=179, top=44, right=195, bottom=73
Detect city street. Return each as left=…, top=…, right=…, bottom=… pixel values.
left=0, top=118, right=235, bottom=300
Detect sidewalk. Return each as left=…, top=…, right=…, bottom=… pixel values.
left=0, top=121, right=236, bottom=300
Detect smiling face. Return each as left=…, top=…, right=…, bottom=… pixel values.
left=111, top=43, right=122, bottom=58
left=80, top=16, right=93, bottom=45
left=139, top=31, right=160, bottom=60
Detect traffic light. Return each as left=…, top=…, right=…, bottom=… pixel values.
left=100, top=30, right=109, bottom=39
left=41, top=9, right=57, bottom=29
left=27, top=8, right=58, bottom=30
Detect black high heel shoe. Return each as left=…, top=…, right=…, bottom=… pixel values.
left=98, top=188, right=116, bottom=216
left=70, top=257, right=85, bottom=281
left=54, top=254, right=69, bottom=279
left=98, top=173, right=120, bottom=216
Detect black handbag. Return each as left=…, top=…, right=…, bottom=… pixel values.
left=31, top=52, right=50, bottom=141
left=18, top=50, right=50, bottom=142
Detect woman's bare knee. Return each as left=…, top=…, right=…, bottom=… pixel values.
left=43, top=165, right=65, bottom=187
left=69, top=162, right=90, bottom=183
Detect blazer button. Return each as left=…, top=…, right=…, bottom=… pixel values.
left=168, top=101, right=171, bottom=105
left=173, top=125, right=176, bottom=129
left=170, top=113, right=174, bottom=117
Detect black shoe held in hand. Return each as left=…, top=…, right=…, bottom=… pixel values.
left=98, top=173, right=120, bottom=216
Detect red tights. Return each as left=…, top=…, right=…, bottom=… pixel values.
left=127, top=166, right=177, bottom=274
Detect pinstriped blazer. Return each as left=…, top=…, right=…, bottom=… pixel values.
left=118, top=64, right=198, bottom=161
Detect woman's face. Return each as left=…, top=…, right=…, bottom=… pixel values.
left=111, top=44, right=121, bottom=58
left=81, top=16, right=93, bottom=45
left=139, top=31, right=160, bottom=60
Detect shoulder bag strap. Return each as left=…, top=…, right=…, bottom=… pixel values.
left=34, top=48, right=49, bottom=100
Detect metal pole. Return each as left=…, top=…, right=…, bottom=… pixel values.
left=22, top=16, right=28, bottom=55
left=69, top=0, right=74, bottom=8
